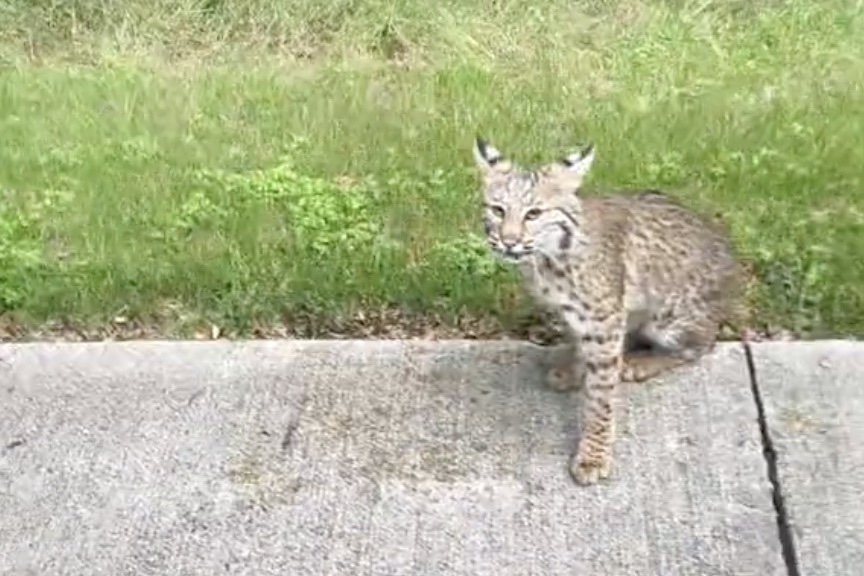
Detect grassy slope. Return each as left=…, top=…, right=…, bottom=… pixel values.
left=1, top=0, right=863, bottom=339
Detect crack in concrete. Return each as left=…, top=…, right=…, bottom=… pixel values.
left=742, top=341, right=802, bottom=576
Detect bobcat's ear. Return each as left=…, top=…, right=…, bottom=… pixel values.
left=473, top=137, right=512, bottom=177
left=545, top=143, right=595, bottom=191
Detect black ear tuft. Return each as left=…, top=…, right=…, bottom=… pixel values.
left=475, top=137, right=499, bottom=166
left=560, top=143, right=594, bottom=167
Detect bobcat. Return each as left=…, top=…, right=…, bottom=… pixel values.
left=472, top=137, right=745, bottom=486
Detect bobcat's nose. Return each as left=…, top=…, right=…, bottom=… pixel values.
left=498, top=236, right=528, bottom=261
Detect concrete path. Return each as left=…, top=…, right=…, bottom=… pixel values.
left=0, top=339, right=860, bottom=575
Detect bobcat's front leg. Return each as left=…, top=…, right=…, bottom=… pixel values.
left=567, top=308, right=626, bottom=486
left=521, top=261, right=587, bottom=392
left=545, top=339, right=586, bottom=392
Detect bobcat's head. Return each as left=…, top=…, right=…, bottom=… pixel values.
left=472, top=137, right=595, bottom=262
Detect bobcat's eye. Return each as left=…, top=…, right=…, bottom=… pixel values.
left=525, top=208, right=542, bottom=221
left=487, top=205, right=505, bottom=218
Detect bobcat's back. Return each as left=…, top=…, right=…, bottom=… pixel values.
left=581, top=190, right=744, bottom=329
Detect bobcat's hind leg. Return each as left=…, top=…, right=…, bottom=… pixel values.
left=621, top=309, right=719, bottom=383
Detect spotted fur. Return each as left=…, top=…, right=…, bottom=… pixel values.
left=472, top=137, right=745, bottom=486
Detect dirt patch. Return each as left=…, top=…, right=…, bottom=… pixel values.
left=0, top=305, right=803, bottom=344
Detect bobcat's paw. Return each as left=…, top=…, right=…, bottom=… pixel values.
left=569, top=450, right=613, bottom=486
left=545, top=365, right=584, bottom=391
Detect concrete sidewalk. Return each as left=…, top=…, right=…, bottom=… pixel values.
left=0, top=340, right=860, bottom=576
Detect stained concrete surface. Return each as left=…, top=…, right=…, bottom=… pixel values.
left=751, top=340, right=864, bottom=576
left=0, top=339, right=850, bottom=575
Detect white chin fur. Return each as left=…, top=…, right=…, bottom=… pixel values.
left=490, top=245, right=529, bottom=262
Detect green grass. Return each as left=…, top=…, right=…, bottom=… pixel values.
left=1, top=0, right=864, bottom=339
